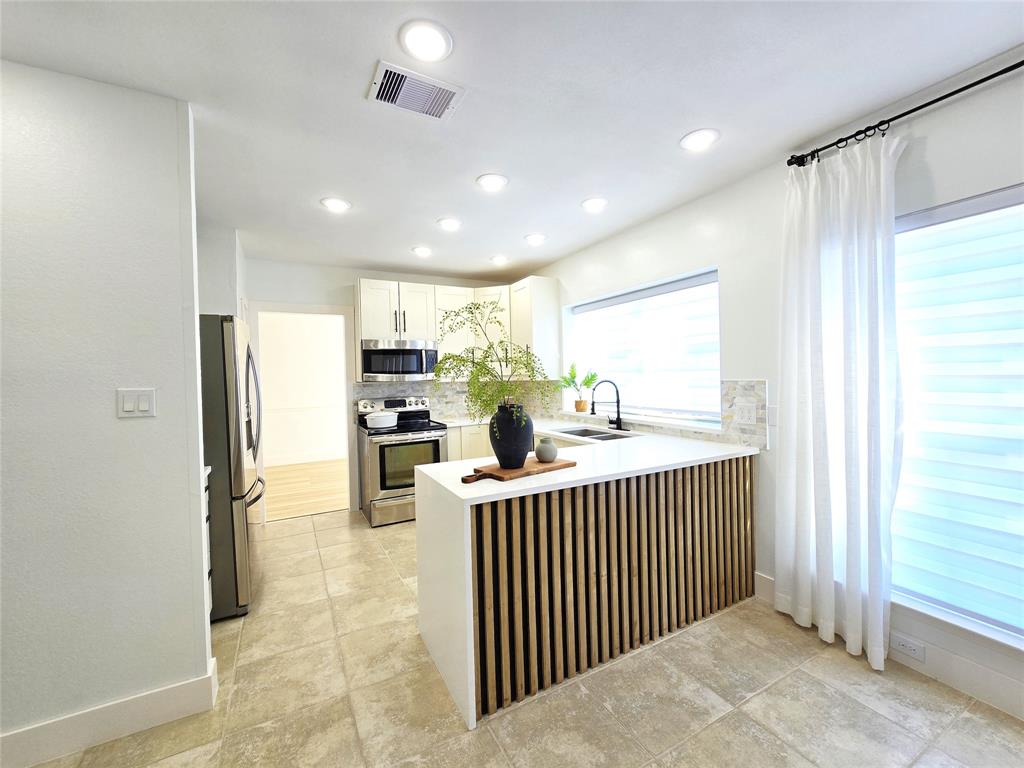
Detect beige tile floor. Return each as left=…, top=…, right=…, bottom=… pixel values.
left=38, top=511, right=1023, bottom=768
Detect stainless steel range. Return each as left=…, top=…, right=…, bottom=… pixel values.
left=357, top=396, right=448, bottom=527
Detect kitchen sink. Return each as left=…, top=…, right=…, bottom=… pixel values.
left=556, top=427, right=635, bottom=440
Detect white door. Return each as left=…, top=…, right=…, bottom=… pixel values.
left=435, top=285, right=475, bottom=358
left=398, top=282, right=436, bottom=340
left=359, top=279, right=400, bottom=340
left=473, top=285, right=510, bottom=343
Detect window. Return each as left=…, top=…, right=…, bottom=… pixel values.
left=567, top=271, right=722, bottom=425
left=893, top=187, right=1024, bottom=638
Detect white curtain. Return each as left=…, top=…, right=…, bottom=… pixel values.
left=775, top=136, right=906, bottom=670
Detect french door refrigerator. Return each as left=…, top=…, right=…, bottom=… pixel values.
left=200, top=315, right=265, bottom=620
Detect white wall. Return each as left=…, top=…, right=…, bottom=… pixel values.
left=196, top=221, right=238, bottom=315
left=1, top=61, right=209, bottom=760
left=258, top=312, right=348, bottom=466
left=540, top=61, right=1024, bottom=714
left=244, top=258, right=489, bottom=308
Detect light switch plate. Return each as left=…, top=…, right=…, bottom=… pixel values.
left=117, top=388, right=157, bottom=418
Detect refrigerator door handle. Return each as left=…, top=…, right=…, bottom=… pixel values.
left=244, top=476, right=266, bottom=508
left=246, top=345, right=263, bottom=461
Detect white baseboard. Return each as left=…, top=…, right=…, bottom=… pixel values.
left=1, top=659, right=218, bottom=768
left=752, top=573, right=1023, bottom=719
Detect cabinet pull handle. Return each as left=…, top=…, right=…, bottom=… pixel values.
left=393, top=310, right=398, bottom=334
left=402, top=310, right=407, bottom=333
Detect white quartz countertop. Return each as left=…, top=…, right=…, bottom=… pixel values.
left=416, top=432, right=758, bottom=505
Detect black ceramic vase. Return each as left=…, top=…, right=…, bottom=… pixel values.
left=489, top=404, right=534, bottom=469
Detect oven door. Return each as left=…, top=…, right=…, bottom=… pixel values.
left=367, top=430, right=448, bottom=501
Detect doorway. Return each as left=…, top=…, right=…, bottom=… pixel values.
left=256, top=311, right=349, bottom=521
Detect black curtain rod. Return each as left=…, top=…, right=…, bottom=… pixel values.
left=787, top=58, right=1024, bottom=167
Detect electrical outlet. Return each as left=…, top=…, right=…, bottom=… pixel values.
left=735, top=404, right=757, bottom=425
left=891, top=633, right=926, bottom=662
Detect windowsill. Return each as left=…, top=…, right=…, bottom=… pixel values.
left=892, top=590, right=1024, bottom=652
left=558, top=410, right=724, bottom=436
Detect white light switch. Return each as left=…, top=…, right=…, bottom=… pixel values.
left=118, top=388, right=157, bottom=418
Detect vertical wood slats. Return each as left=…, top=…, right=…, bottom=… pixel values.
left=471, top=457, right=754, bottom=717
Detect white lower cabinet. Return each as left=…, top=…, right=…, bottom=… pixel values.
left=446, top=427, right=463, bottom=461
left=460, top=423, right=493, bottom=460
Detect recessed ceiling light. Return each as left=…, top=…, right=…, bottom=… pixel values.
left=491, top=255, right=509, bottom=267
left=398, top=20, right=453, bottom=63
left=679, top=128, right=720, bottom=153
left=412, top=246, right=432, bottom=258
left=581, top=197, right=608, bottom=214
left=437, top=217, right=461, bottom=232
left=524, top=233, right=546, bottom=247
left=320, top=197, right=351, bottom=213
left=476, top=173, right=508, bottom=193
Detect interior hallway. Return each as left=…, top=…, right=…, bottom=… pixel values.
left=262, top=459, right=350, bottom=521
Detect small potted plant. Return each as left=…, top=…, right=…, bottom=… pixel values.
left=435, top=302, right=558, bottom=469
left=560, top=363, right=598, bottom=413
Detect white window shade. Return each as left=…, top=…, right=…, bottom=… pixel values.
left=568, top=272, right=722, bottom=425
left=894, top=199, right=1024, bottom=635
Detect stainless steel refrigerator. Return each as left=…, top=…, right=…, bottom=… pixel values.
left=200, top=315, right=265, bottom=620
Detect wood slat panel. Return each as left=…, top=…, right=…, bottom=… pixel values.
left=549, top=491, right=564, bottom=684
left=608, top=481, right=621, bottom=659
left=481, top=503, right=497, bottom=715
left=497, top=499, right=512, bottom=707
left=537, top=493, right=551, bottom=690
left=597, top=482, right=609, bottom=664
left=629, top=476, right=640, bottom=649
left=585, top=484, right=598, bottom=669
left=472, top=458, right=755, bottom=717
left=471, top=505, right=482, bottom=721
left=638, top=474, right=650, bottom=643
left=561, top=489, right=577, bottom=678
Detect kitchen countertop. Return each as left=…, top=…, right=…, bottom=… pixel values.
left=416, top=431, right=758, bottom=505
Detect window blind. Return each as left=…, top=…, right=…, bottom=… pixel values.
left=893, top=199, right=1024, bottom=635
left=567, top=272, right=722, bottom=424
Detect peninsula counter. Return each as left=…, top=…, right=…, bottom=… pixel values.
left=414, top=434, right=758, bottom=728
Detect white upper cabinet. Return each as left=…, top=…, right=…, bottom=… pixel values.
left=509, top=276, right=561, bottom=379
left=397, top=281, right=436, bottom=340
left=435, top=285, right=475, bottom=357
left=358, top=278, right=400, bottom=340
left=473, top=285, right=511, bottom=343
left=357, top=279, right=435, bottom=341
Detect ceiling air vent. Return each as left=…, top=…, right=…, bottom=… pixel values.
left=367, top=60, right=464, bottom=120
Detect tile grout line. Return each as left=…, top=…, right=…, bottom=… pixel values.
left=905, top=695, right=977, bottom=767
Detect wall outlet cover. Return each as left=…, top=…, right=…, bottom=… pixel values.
left=735, top=403, right=757, bottom=425
left=891, top=633, right=926, bottom=662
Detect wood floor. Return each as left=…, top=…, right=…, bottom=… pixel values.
left=263, top=459, right=349, bottom=521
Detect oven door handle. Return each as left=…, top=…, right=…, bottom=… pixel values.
left=368, top=431, right=447, bottom=445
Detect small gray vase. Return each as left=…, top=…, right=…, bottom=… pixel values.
left=535, top=437, right=558, bottom=463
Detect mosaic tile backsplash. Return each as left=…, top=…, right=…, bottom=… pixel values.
left=352, top=379, right=767, bottom=449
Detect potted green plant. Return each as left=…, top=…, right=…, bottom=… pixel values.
left=435, top=301, right=558, bottom=469
left=560, top=362, right=598, bottom=412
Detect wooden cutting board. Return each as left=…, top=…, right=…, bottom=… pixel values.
left=461, top=456, right=577, bottom=484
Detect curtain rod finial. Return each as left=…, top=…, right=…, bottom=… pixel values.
left=787, top=154, right=808, bottom=168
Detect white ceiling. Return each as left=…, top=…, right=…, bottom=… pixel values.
left=3, top=2, right=1022, bottom=278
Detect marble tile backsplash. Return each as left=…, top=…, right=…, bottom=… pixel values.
left=352, top=379, right=767, bottom=449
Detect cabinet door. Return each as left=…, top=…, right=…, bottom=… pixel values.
left=435, top=285, right=475, bottom=358
left=398, top=282, right=436, bottom=340
left=510, top=279, right=532, bottom=349
left=446, top=426, right=463, bottom=461
left=473, top=285, right=510, bottom=343
left=461, top=424, right=494, bottom=460
left=359, top=279, right=400, bottom=340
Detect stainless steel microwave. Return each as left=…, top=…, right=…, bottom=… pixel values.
left=361, top=339, right=438, bottom=382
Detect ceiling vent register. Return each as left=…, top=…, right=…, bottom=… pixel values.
left=368, top=60, right=464, bottom=120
